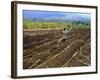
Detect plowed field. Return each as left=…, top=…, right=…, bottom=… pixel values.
left=23, top=29, right=91, bottom=69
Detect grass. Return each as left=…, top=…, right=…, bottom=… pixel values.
left=23, top=20, right=90, bottom=30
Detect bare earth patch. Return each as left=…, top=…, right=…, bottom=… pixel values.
left=23, top=29, right=91, bottom=69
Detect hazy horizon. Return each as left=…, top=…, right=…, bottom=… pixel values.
left=23, top=10, right=91, bottom=22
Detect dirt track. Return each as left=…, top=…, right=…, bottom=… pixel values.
left=23, top=29, right=91, bottom=69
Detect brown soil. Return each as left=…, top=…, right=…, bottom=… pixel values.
left=23, top=29, right=91, bottom=69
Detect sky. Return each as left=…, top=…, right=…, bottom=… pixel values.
left=23, top=10, right=91, bottom=21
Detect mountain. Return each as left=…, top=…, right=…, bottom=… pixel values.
left=24, top=14, right=90, bottom=23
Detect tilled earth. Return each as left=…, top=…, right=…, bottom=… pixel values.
left=23, top=29, right=91, bottom=69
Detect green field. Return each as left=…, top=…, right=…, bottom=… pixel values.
left=23, top=21, right=90, bottom=30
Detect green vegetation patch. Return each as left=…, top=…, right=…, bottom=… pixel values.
left=23, top=21, right=90, bottom=30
